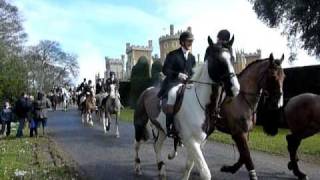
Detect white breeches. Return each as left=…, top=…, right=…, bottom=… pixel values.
left=167, top=84, right=183, bottom=105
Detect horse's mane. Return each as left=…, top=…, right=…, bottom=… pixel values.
left=191, top=62, right=206, bottom=81
left=238, top=58, right=269, bottom=77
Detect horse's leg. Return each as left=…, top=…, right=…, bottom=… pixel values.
left=222, top=133, right=257, bottom=180
left=168, top=138, right=178, bottom=160
left=89, top=110, right=93, bottom=126
left=287, top=130, right=316, bottom=180
left=134, top=139, right=143, bottom=175
left=115, top=113, right=120, bottom=138
left=154, top=130, right=167, bottom=177
left=184, top=139, right=211, bottom=180
left=107, top=112, right=111, bottom=131
left=181, top=147, right=195, bottom=180
left=102, top=110, right=107, bottom=133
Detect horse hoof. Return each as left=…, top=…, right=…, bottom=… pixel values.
left=221, top=165, right=237, bottom=174
left=168, top=151, right=177, bottom=160
left=288, top=161, right=294, bottom=170
left=134, top=165, right=142, bottom=176
left=299, top=176, right=309, bottom=180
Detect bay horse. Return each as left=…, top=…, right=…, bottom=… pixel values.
left=217, top=54, right=285, bottom=180
left=100, top=84, right=122, bottom=137
left=81, top=93, right=95, bottom=126
left=261, top=93, right=320, bottom=180
left=134, top=36, right=240, bottom=180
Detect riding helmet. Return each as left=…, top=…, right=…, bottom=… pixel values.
left=179, top=31, right=194, bottom=42
left=217, top=29, right=230, bottom=41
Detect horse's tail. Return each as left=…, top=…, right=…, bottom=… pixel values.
left=134, top=89, right=150, bottom=142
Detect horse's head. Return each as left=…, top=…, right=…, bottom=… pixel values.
left=205, top=36, right=240, bottom=97
left=260, top=53, right=285, bottom=109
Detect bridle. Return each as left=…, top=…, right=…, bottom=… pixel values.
left=239, top=64, right=283, bottom=113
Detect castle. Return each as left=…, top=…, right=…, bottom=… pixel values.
left=234, top=49, right=262, bottom=74
left=105, top=55, right=125, bottom=80
left=159, top=24, right=192, bottom=64
left=125, top=40, right=153, bottom=79
left=101, top=24, right=261, bottom=82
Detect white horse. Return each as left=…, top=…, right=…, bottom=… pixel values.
left=101, top=84, right=122, bottom=138
left=61, top=87, right=70, bottom=112
left=133, top=37, right=240, bottom=180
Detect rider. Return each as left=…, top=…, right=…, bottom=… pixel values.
left=105, top=72, right=119, bottom=95
left=83, top=80, right=94, bottom=96
left=209, top=29, right=234, bottom=121
left=95, top=78, right=104, bottom=95
left=157, top=31, right=196, bottom=137
left=79, top=78, right=87, bottom=91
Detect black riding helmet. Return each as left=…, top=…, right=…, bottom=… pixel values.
left=217, top=29, right=231, bottom=42
left=110, top=71, right=115, bottom=76
left=179, top=31, right=194, bottom=43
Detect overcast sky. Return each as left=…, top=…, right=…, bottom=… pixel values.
left=14, top=0, right=319, bottom=83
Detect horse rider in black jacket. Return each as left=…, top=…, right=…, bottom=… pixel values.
left=158, top=31, right=196, bottom=137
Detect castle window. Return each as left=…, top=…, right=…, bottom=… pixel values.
left=164, top=42, right=168, bottom=49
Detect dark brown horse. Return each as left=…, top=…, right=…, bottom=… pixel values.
left=217, top=54, right=285, bottom=180
left=261, top=93, right=320, bottom=180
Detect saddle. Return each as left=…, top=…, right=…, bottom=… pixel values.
left=161, top=84, right=187, bottom=115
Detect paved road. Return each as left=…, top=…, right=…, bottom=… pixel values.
left=48, top=108, right=319, bottom=180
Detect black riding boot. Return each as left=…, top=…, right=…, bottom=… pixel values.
left=166, top=113, right=175, bottom=137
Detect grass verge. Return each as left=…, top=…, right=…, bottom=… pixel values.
left=0, top=123, right=81, bottom=180
left=119, top=107, right=320, bottom=161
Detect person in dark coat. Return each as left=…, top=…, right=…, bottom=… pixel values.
left=95, top=78, right=104, bottom=94
left=0, top=100, right=14, bottom=137
left=158, top=31, right=196, bottom=137
left=14, top=92, right=32, bottom=137
left=105, top=72, right=119, bottom=93
left=32, top=92, right=50, bottom=137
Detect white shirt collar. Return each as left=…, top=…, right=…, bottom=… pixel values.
left=181, top=47, right=189, bottom=59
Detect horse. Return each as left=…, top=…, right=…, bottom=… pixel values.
left=61, top=87, right=70, bottom=111
left=133, top=36, right=240, bottom=180
left=50, top=93, right=59, bottom=111
left=260, top=93, right=320, bottom=180
left=216, top=53, right=285, bottom=180
left=80, top=92, right=95, bottom=126
left=100, top=84, right=122, bottom=137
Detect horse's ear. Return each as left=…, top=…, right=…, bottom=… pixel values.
left=225, top=35, right=234, bottom=47
left=208, top=36, right=214, bottom=46
left=280, top=54, right=284, bottom=64
left=269, top=53, right=274, bottom=63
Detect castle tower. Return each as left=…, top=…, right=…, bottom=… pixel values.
left=125, top=40, right=153, bottom=79
left=159, top=24, right=192, bottom=64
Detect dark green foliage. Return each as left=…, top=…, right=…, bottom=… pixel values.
left=129, top=56, right=151, bottom=108
left=250, top=0, right=320, bottom=60
left=119, top=81, right=130, bottom=106
left=151, top=60, right=163, bottom=86
left=0, top=51, right=28, bottom=103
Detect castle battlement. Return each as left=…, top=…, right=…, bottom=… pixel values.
left=126, top=40, right=153, bottom=53
left=159, top=24, right=191, bottom=42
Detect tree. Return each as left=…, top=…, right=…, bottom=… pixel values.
left=0, top=0, right=27, bottom=53
left=250, top=0, right=320, bottom=61
left=25, top=40, right=79, bottom=92
left=129, top=56, right=151, bottom=108
left=151, top=60, right=163, bottom=86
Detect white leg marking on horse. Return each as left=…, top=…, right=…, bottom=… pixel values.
left=102, top=114, right=107, bottom=134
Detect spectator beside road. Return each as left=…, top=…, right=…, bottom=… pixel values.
left=14, top=92, right=32, bottom=138
left=0, top=100, right=14, bottom=137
